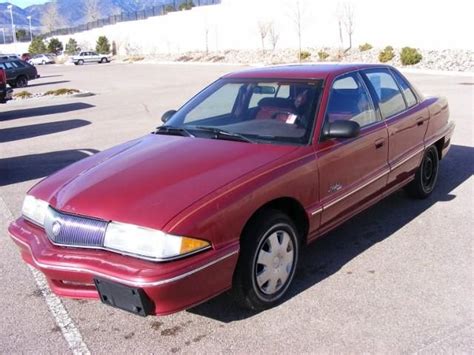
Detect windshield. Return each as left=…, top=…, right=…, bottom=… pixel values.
left=165, top=79, right=323, bottom=145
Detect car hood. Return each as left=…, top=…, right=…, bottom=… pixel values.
left=31, top=134, right=298, bottom=231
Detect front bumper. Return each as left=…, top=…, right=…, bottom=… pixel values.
left=8, top=218, right=239, bottom=316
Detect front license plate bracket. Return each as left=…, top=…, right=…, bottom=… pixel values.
left=94, top=278, right=154, bottom=317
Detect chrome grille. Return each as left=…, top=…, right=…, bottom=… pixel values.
left=44, top=207, right=108, bottom=247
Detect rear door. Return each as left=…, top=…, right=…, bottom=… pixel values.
left=316, top=72, right=389, bottom=230
left=1, top=61, right=16, bottom=81
left=362, top=68, right=429, bottom=188
left=89, top=52, right=100, bottom=62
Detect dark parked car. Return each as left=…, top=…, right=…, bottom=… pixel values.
left=0, top=58, right=39, bottom=88
left=9, top=64, right=454, bottom=317
left=0, top=68, right=13, bottom=103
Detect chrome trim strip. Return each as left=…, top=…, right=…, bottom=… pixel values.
left=321, top=146, right=424, bottom=211
left=310, top=207, right=323, bottom=216
left=324, top=169, right=390, bottom=209
left=390, top=147, right=424, bottom=170
left=9, top=232, right=239, bottom=288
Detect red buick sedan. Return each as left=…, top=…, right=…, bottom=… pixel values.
left=9, top=64, right=454, bottom=316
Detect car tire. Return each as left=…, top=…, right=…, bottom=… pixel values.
left=100, top=58, right=108, bottom=63
left=15, top=76, right=28, bottom=88
left=232, top=209, right=300, bottom=311
left=78, top=60, right=84, bottom=65
left=42, top=60, right=46, bottom=65
left=405, top=145, right=439, bottom=199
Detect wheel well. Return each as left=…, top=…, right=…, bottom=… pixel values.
left=242, top=197, right=309, bottom=244
left=433, top=137, right=445, bottom=160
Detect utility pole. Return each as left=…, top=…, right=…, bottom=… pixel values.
left=7, top=5, right=16, bottom=43
left=27, top=16, right=33, bottom=41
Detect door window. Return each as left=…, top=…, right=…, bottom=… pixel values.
left=364, top=69, right=407, bottom=118
left=325, top=73, right=378, bottom=128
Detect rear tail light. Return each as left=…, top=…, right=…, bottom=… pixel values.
left=0, top=69, right=5, bottom=85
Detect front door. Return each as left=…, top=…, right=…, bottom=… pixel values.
left=316, top=72, right=389, bottom=232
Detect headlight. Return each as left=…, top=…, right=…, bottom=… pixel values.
left=103, top=221, right=210, bottom=261
left=22, top=195, right=49, bottom=226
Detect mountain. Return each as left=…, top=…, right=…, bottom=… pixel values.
left=0, top=0, right=218, bottom=30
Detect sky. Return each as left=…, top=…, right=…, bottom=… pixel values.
left=1, top=0, right=49, bottom=8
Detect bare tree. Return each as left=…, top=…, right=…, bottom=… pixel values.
left=268, top=22, right=280, bottom=52
left=41, top=1, right=64, bottom=33
left=204, top=26, right=209, bottom=55
left=288, top=0, right=306, bottom=62
left=257, top=21, right=271, bottom=56
left=340, top=2, right=355, bottom=53
left=84, top=0, right=101, bottom=23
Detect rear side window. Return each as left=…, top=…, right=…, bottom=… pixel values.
left=391, top=70, right=417, bottom=108
left=325, top=73, right=378, bottom=128
left=364, top=69, right=407, bottom=118
left=12, top=61, right=26, bottom=68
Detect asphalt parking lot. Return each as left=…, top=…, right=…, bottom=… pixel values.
left=1, top=62, right=473, bottom=353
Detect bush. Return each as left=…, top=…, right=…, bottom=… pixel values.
left=317, top=50, right=330, bottom=61
left=28, top=37, right=47, bottom=55
left=16, top=29, right=28, bottom=41
left=96, top=36, right=111, bottom=54
left=299, top=50, right=311, bottom=61
left=379, top=46, right=395, bottom=63
left=400, top=47, right=422, bottom=65
left=179, top=0, right=194, bottom=10
left=164, top=5, right=175, bottom=13
left=359, top=43, right=373, bottom=52
left=65, top=38, right=79, bottom=55
left=47, top=38, right=63, bottom=55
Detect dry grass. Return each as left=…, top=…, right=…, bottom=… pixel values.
left=44, top=88, right=80, bottom=96
left=123, top=56, right=145, bottom=62
left=13, top=91, right=33, bottom=99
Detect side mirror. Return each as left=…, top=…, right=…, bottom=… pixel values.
left=322, top=120, right=360, bottom=139
left=161, top=110, right=177, bottom=123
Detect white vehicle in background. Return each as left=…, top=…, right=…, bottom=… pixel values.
left=72, top=51, right=111, bottom=65
left=29, top=54, right=55, bottom=65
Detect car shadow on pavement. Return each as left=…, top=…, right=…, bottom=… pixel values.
left=0, top=119, right=91, bottom=143
left=188, top=144, right=474, bottom=322
left=0, top=103, right=94, bottom=122
left=0, top=149, right=99, bottom=186
left=26, top=80, right=70, bottom=88
left=37, top=75, right=63, bottom=79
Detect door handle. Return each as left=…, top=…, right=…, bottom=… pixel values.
left=375, top=138, right=385, bottom=149
left=416, top=117, right=425, bottom=126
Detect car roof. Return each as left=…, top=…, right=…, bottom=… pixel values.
left=223, top=63, right=393, bottom=80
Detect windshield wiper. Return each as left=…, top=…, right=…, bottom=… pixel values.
left=193, top=126, right=254, bottom=143
left=154, top=125, right=194, bottom=137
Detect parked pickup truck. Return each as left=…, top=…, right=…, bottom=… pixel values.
left=9, top=64, right=454, bottom=317
left=0, top=68, right=13, bottom=103
left=72, top=51, right=112, bottom=65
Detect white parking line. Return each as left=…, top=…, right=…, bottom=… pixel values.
left=0, top=196, right=90, bottom=355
